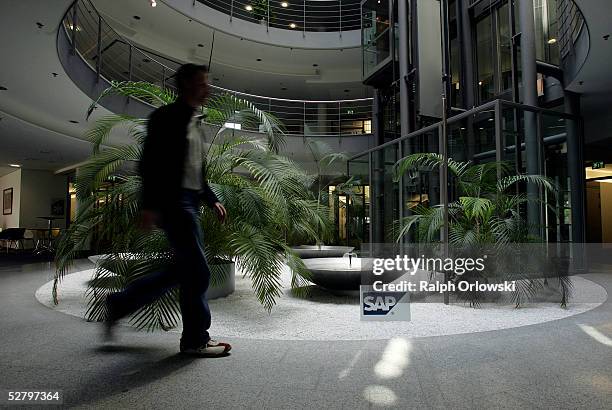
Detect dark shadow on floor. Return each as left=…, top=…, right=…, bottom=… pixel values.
left=67, top=350, right=202, bottom=406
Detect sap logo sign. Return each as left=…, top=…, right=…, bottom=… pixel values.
left=362, top=292, right=405, bottom=315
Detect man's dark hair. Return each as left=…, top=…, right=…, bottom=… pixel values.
left=175, top=63, right=209, bottom=94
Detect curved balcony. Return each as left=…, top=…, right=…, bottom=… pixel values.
left=60, top=0, right=373, bottom=140
left=161, top=0, right=360, bottom=49
left=557, top=0, right=589, bottom=85
left=197, top=0, right=361, bottom=32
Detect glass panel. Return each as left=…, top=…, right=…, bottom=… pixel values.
left=534, top=0, right=560, bottom=64
left=398, top=128, right=440, bottom=243
left=449, top=0, right=462, bottom=108
left=542, top=112, right=571, bottom=242
left=498, top=1, right=513, bottom=92
left=362, top=0, right=390, bottom=78
left=347, top=154, right=370, bottom=248
left=476, top=14, right=495, bottom=102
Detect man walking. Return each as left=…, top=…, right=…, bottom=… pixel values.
left=105, top=64, right=231, bottom=357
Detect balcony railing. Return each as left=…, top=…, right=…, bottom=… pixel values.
left=197, top=0, right=362, bottom=33
left=557, top=0, right=586, bottom=59
left=62, top=0, right=372, bottom=137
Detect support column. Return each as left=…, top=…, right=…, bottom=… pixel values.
left=519, top=0, right=541, bottom=237
left=565, top=91, right=585, bottom=245
left=458, top=0, right=475, bottom=159
left=372, top=90, right=385, bottom=243
left=398, top=0, right=411, bottom=140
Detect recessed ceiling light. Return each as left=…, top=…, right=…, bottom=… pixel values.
left=245, top=5, right=253, bottom=11
left=69, top=120, right=79, bottom=124
left=150, top=0, right=157, bottom=7
left=604, top=34, right=610, bottom=40
left=312, top=64, right=318, bottom=67
left=289, top=23, right=296, bottom=29
left=281, top=87, right=287, bottom=90
left=197, top=43, right=204, bottom=47
left=9, top=164, right=21, bottom=168
left=133, top=15, right=141, bottom=20
left=478, top=81, right=483, bottom=86
left=256, top=58, right=262, bottom=61
left=547, top=38, right=557, bottom=44
left=52, top=72, right=59, bottom=77
left=0, top=86, right=7, bottom=91
left=36, top=22, right=44, bottom=28
left=281, top=2, right=289, bottom=7
left=344, top=89, right=350, bottom=92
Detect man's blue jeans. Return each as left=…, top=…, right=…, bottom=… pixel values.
left=108, top=189, right=212, bottom=348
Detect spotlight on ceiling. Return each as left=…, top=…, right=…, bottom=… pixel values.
left=289, top=23, right=296, bottom=28
left=150, top=0, right=157, bottom=7
left=281, top=2, right=289, bottom=7
left=547, top=38, right=557, bottom=44
left=9, top=164, right=21, bottom=168
left=245, top=5, right=253, bottom=11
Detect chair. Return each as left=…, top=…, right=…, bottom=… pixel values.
left=22, top=229, right=36, bottom=250
left=0, top=228, right=26, bottom=253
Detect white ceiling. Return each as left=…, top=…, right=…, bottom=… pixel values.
left=0, top=110, right=92, bottom=174
left=0, top=0, right=118, bottom=173
left=91, top=0, right=369, bottom=100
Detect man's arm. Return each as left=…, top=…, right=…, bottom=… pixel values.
left=200, top=182, right=219, bottom=208
left=140, top=110, right=163, bottom=212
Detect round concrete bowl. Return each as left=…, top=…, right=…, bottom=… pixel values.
left=291, top=245, right=355, bottom=259
left=301, top=257, right=380, bottom=295
left=87, top=254, right=235, bottom=300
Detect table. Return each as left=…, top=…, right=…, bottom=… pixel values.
left=34, top=216, right=63, bottom=254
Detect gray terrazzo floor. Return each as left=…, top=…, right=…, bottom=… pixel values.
left=1, top=259, right=611, bottom=409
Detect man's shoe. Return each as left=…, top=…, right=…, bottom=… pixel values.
left=180, top=340, right=232, bottom=357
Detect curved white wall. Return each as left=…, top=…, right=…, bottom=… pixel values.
left=162, top=0, right=361, bottom=50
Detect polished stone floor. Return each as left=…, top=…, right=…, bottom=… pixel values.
left=1, top=259, right=611, bottom=409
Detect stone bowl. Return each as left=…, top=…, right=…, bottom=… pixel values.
left=291, top=245, right=355, bottom=259
left=301, top=257, right=403, bottom=295
left=87, top=254, right=235, bottom=300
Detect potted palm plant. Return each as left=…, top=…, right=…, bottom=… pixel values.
left=393, top=153, right=572, bottom=307
left=54, top=81, right=331, bottom=330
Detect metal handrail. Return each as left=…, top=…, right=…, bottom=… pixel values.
left=198, top=0, right=362, bottom=33
left=62, top=0, right=372, bottom=137
left=557, top=0, right=586, bottom=59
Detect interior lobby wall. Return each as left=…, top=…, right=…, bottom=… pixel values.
left=600, top=181, right=612, bottom=243
left=0, top=169, right=22, bottom=229
left=19, top=170, right=67, bottom=230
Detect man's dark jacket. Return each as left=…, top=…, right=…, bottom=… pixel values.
left=140, top=99, right=219, bottom=213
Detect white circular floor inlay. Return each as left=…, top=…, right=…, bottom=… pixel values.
left=37, top=266, right=608, bottom=341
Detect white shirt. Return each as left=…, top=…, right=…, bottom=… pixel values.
left=182, top=116, right=204, bottom=190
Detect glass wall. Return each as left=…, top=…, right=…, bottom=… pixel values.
left=473, top=0, right=561, bottom=105
left=476, top=13, right=496, bottom=103
left=534, top=0, right=560, bottom=64
left=347, top=154, right=371, bottom=248
left=362, top=0, right=391, bottom=79
left=347, top=101, right=582, bottom=246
